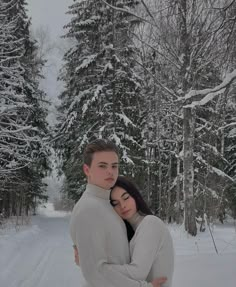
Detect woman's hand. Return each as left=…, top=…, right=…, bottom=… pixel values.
left=151, top=277, right=167, bottom=287
left=73, top=245, right=80, bottom=266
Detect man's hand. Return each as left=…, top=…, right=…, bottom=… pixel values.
left=151, top=277, right=167, bottom=287
left=73, top=245, right=80, bottom=266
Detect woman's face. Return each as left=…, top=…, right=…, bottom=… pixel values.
left=110, top=186, right=137, bottom=220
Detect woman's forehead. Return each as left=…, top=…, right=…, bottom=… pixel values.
left=111, top=186, right=128, bottom=198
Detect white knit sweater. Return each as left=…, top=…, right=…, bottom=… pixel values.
left=69, top=184, right=152, bottom=287
left=99, top=214, right=174, bottom=287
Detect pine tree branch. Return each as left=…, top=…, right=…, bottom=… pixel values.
left=100, top=0, right=154, bottom=26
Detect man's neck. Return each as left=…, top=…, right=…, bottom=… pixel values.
left=86, top=183, right=111, bottom=200
left=87, top=182, right=110, bottom=190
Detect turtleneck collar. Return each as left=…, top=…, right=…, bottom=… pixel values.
left=127, top=212, right=145, bottom=231
left=85, top=183, right=111, bottom=200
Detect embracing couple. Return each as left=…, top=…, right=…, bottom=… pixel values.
left=70, top=139, right=174, bottom=287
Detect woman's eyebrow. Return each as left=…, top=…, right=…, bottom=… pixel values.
left=111, top=192, right=128, bottom=201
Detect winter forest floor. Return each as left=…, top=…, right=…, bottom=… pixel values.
left=0, top=203, right=235, bottom=287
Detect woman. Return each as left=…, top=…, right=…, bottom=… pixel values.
left=73, top=176, right=174, bottom=287
left=105, top=176, right=174, bottom=287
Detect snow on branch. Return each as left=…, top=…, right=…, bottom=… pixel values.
left=0, top=162, right=31, bottom=174
left=76, top=17, right=101, bottom=27
left=75, top=54, right=98, bottom=72
left=180, top=69, right=236, bottom=107
left=109, top=133, right=134, bottom=165
left=211, top=166, right=234, bottom=182
left=195, top=153, right=234, bottom=182
left=82, top=85, right=104, bottom=116
left=218, top=122, right=236, bottom=130
left=1, top=125, right=34, bottom=134
left=228, top=128, right=236, bottom=137
left=115, top=113, right=136, bottom=128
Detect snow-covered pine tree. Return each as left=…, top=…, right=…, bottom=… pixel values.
left=0, top=0, right=50, bottom=218
left=19, top=2, right=51, bottom=214
left=0, top=0, right=29, bottom=217
left=56, top=0, right=144, bottom=198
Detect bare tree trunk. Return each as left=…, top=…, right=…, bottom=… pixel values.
left=147, top=146, right=151, bottom=206
left=200, top=173, right=207, bottom=232
left=21, top=191, right=25, bottom=225
left=218, top=87, right=230, bottom=156
left=33, top=196, right=37, bottom=215
left=177, top=0, right=196, bottom=233
left=157, top=147, right=162, bottom=217
left=183, top=107, right=197, bottom=236
left=167, top=156, right=172, bottom=222
left=111, top=0, right=116, bottom=132
left=176, top=142, right=181, bottom=224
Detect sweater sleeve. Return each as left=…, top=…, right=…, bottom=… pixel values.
left=72, top=204, right=153, bottom=287
left=98, top=216, right=174, bottom=286
left=69, top=202, right=78, bottom=246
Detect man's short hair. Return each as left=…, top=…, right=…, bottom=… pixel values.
left=83, top=139, right=119, bottom=166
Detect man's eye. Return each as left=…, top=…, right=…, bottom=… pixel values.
left=99, top=165, right=106, bottom=168
left=112, top=165, right=118, bottom=169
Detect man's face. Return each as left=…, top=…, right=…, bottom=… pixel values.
left=83, top=151, right=119, bottom=190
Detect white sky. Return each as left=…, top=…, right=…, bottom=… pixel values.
left=26, top=0, right=73, bottom=39
left=25, top=1, right=75, bottom=198
left=25, top=0, right=74, bottom=128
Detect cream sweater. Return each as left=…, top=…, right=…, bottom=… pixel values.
left=69, top=184, right=152, bottom=287
left=99, top=214, right=174, bottom=287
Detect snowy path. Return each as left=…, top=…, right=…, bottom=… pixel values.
left=0, top=204, right=236, bottom=287
left=0, top=209, right=84, bottom=287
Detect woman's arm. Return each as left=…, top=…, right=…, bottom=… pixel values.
left=73, top=230, right=168, bottom=287
left=74, top=245, right=167, bottom=287
left=98, top=216, right=174, bottom=285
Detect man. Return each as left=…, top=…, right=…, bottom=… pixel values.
left=70, top=139, right=166, bottom=287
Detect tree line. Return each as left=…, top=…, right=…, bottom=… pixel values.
left=1, top=0, right=235, bottom=236
left=55, top=0, right=236, bottom=235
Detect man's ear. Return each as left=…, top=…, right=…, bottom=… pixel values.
left=83, top=164, right=90, bottom=177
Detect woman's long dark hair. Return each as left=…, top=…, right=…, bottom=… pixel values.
left=110, top=176, right=153, bottom=241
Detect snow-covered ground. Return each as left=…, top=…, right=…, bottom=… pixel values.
left=0, top=203, right=235, bottom=287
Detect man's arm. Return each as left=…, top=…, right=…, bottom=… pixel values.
left=72, top=204, right=154, bottom=287
left=73, top=246, right=167, bottom=287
